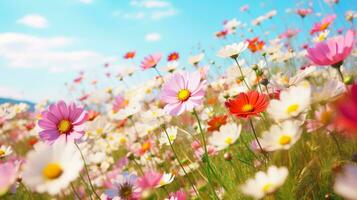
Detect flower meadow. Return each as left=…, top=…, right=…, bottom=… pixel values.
left=2, top=1, right=357, bottom=200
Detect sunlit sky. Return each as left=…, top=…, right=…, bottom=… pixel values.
left=0, top=0, right=354, bottom=102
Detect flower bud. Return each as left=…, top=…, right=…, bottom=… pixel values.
left=224, top=152, right=232, bottom=161
left=343, top=75, right=354, bottom=85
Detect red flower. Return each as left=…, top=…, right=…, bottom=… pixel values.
left=167, top=52, right=180, bottom=62
left=123, top=51, right=136, bottom=59
left=225, top=91, right=269, bottom=118
left=207, top=115, right=228, bottom=132
left=247, top=37, right=265, bottom=53
left=215, top=29, right=228, bottom=39
left=335, top=84, right=357, bottom=137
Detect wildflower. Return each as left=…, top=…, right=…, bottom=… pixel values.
left=157, top=173, right=175, bottom=187
left=167, top=52, right=180, bottom=62
left=0, top=161, right=17, bottom=196
left=165, top=190, right=187, bottom=200
left=102, top=172, right=141, bottom=200
left=207, top=115, right=227, bottom=132
left=22, top=140, right=83, bottom=195
left=217, top=41, right=249, bottom=58
left=0, top=145, right=12, bottom=158
left=247, top=37, right=265, bottom=53
left=140, top=53, right=162, bottom=70
left=159, top=126, right=178, bottom=146
left=267, top=84, right=311, bottom=121
left=124, top=51, right=136, bottom=59
left=334, top=164, right=357, bottom=200
left=307, top=29, right=354, bottom=67
left=188, top=53, right=204, bottom=66
left=310, top=14, right=336, bottom=35
left=38, top=101, right=87, bottom=143
left=240, top=166, right=288, bottom=199
left=137, top=171, right=162, bottom=189
left=160, top=71, right=206, bottom=116
left=225, top=91, right=269, bottom=118
left=208, top=123, right=242, bottom=151
left=259, top=121, right=302, bottom=151
left=335, top=84, right=357, bottom=136
left=296, top=8, right=312, bottom=18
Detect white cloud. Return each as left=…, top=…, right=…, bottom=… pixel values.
left=0, top=86, right=24, bottom=100
left=0, top=33, right=115, bottom=72
left=16, top=14, right=48, bottom=29
left=79, top=0, right=93, bottom=4
left=131, top=0, right=171, bottom=8
left=151, top=8, right=177, bottom=20
left=145, top=33, right=161, bottom=42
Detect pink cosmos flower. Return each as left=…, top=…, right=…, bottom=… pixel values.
left=140, top=53, right=162, bottom=70
left=279, top=29, right=300, bottom=39
left=160, top=71, right=206, bottom=116
left=0, top=161, right=17, bottom=196
left=137, top=171, right=162, bottom=189
left=240, top=5, right=249, bottom=12
left=335, top=84, right=357, bottom=137
left=306, top=29, right=354, bottom=66
left=310, top=14, right=336, bottom=35
left=166, top=190, right=187, bottom=200
left=38, top=101, right=87, bottom=143
left=296, top=8, right=312, bottom=18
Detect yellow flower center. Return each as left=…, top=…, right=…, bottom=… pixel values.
left=43, top=163, right=63, bottom=180
left=177, top=89, right=191, bottom=101
left=279, top=135, right=292, bottom=145
left=242, top=104, right=254, bottom=112
left=286, top=104, right=299, bottom=114
left=57, top=120, right=72, bottom=134
left=168, top=134, right=175, bottom=142
left=0, top=150, right=5, bottom=157
left=225, top=137, right=233, bottom=145
left=96, top=128, right=104, bottom=135
left=119, top=137, right=127, bottom=144
left=262, top=183, right=273, bottom=193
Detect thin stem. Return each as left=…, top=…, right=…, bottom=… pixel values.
left=79, top=173, right=94, bottom=200
left=248, top=118, right=268, bottom=160
left=75, top=142, right=101, bottom=200
left=265, top=85, right=270, bottom=99
left=336, top=67, right=345, bottom=83
left=192, top=109, right=219, bottom=200
left=71, top=182, right=81, bottom=200
left=162, top=126, right=200, bottom=198
left=233, top=57, right=251, bottom=90
left=331, top=133, right=343, bottom=157
left=154, top=66, right=164, bottom=79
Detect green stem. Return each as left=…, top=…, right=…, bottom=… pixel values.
left=162, top=126, right=200, bottom=198
left=233, top=57, right=251, bottom=90
left=71, top=182, right=81, bottom=200
left=248, top=119, right=268, bottom=161
left=75, top=142, right=101, bottom=200
left=192, top=109, right=219, bottom=200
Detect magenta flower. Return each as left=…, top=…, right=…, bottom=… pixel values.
left=160, top=71, right=206, bottom=116
left=310, top=14, right=336, bottom=35
left=307, top=29, right=354, bottom=67
left=38, top=101, right=87, bottom=143
left=137, top=171, right=162, bottom=189
left=166, top=190, right=187, bottom=200
left=140, top=53, right=162, bottom=70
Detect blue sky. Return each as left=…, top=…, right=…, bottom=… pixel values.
left=0, top=0, right=354, bottom=102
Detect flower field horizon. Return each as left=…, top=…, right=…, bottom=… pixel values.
left=1, top=0, right=357, bottom=199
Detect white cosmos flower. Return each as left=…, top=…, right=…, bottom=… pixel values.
left=217, top=41, right=248, bottom=58
left=157, top=172, right=175, bottom=187
left=259, top=121, right=302, bottom=151
left=0, top=145, right=12, bottom=158
left=22, top=140, right=83, bottom=195
left=241, top=165, right=288, bottom=199
left=208, top=123, right=242, bottom=151
left=85, top=115, right=114, bottom=138
left=267, top=83, right=311, bottom=121
left=334, top=164, right=357, bottom=200
left=313, top=30, right=330, bottom=43
left=188, top=53, right=204, bottom=66
left=312, top=79, right=346, bottom=103
left=159, top=126, right=178, bottom=146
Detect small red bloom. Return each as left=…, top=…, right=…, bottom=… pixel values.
left=335, top=84, right=357, bottom=137
left=123, top=51, right=136, bottom=59
left=225, top=91, right=269, bottom=118
left=215, top=29, right=228, bottom=39
left=247, top=37, right=265, bottom=53
left=207, top=115, right=228, bottom=132
left=167, top=52, right=180, bottom=62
